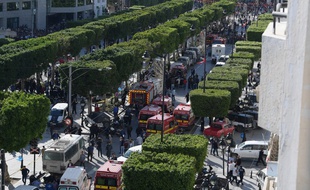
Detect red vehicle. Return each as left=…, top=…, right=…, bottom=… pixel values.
left=206, top=34, right=218, bottom=45
left=94, top=160, right=124, bottom=190
left=203, top=121, right=235, bottom=139
left=170, top=65, right=187, bottom=78
left=173, top=104, right=195, bottom=129
left=212, top=37, right=226, bottom=45
left=129, top=81, right=155, bottom=106
left=152, top=95, right=172, bottom=113
left=146, top=113, right=178, bottom=136
left=138, top=104, right=162, bottom=129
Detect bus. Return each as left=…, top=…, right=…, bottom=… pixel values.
left=43, top=134, right=85, bottom=174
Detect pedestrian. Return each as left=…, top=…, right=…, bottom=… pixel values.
left=172, top=88, right=176, bottom=102
left=108, top=134, right=112, bottom=144
left=185, top=92, right=189, bottom=103
left=113, top=105, right=119, bottom=118
left=119, top=136, right=125, bottom=155
left=127, top=125, right=132, bottom=139
left=79, top=151, right=86, bottom=168
left=237, top=165, right=245, bottom=186
left=49, top=123, right=54, bottom=138
left=236, top=155, right=242, bottom=166
left=136, top=135, right=143, bottom=145
left=89, top=124, right=96, bottom=140
left=41, top=146, right=46, bottom=157
left=21, top=166, right=30, bottom=185
left=210, top=138, right=214, bottom=154
left=87, top=144, right=94, bottom=162
left=129, top=138, right=134, bottom=148
left=52, top=131, right=60, bottom=140
left=72, top=98, right=77, bottom=114
left=94, top=124, right=99, bottom=139
left=96, top=137, right=103, bottom=157
left=106, top=141, right=113, bottom=159
left=256, top=148, right=266, bottom=166
left=231, top=165, right=238, bottom=184
left=136, top=127, right=142, bottom=137
left=67, top=160, right=74, bottom=168
left=111, top=152, right=117, bottom=160
left=212, top=138, right=219, bottom=156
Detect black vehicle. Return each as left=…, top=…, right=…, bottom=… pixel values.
left=242, top=110, right=259, bottom=128
left=227, top=112, right=254, bottom=132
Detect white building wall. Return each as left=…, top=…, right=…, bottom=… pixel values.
left=260, top=1, right=310, bottom=190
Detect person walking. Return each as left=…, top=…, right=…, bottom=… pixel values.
left=67, top=160, right=73, bottom=168
left=21, top=166, right=30, bottom=185
left=256, top=148, right=266, bottom=166
left=79, top=151, right=86, bottom=168
left=231, top=165, right=238, bottom=184
left=87, top=144, right=94, bottom=162
left=237, top=165, right=245, bottom=186
left=96, top=137, right=103, bottom=157
left=106, top=141, right=113, bottom=159
left=212, top=138, right=219, bottom=156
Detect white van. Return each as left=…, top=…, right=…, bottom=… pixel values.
left=48, top=103, right=68, bottom=127
left=232, top=141, right=268, bottom=159
left=117, top=145, right=142, bottom=162
left=58, top=166, right=91, bottom=190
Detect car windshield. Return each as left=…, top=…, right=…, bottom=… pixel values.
left=51, top=109, right=63, bottom=117
left=175, top=114, right=189, bottom=120
left=123, top=149, right=133, bottom=158
left=211, top=124, right=222, bottom=129
left=139, top=114, right=154, bottom=121
left=148, top=123, right=162, bottom=130
left=218, top=57, right=226, bottom=62
left=238, top=142, right=246, bottom=148
left=43, top=151, right=63, bottom=161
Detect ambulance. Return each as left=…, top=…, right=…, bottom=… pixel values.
left=58, top=166, right=91, bottom=190
left=146, top=113, right=178, bottom=136
left=138, top=104, right=162, bottom=129
left=152, top=95, right=172, bottom=113
left=94, top=160, right=124, bottom=190
left=173, top=104, right=195, bottom=130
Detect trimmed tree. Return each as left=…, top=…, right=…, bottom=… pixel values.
left=230, top=52, right=255, bottom=68
left=190, top=89, right=231, bottom=124
left=207, top=72, right=244, bottom=92
left=199, top=80, right=240, bottom=108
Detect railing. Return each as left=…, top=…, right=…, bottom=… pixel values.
left=272, top=0, right=288, bottom=34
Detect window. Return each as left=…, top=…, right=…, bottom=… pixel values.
left=139, top=114, right=153, bottom=121
left=0, top=3, right=3, bottom=12
left=241, top=145, right=252, bottom=150
left=7, top=17, right=19, bottom=30
left=7, top=2, right=19, bottom=11
left=148, top=123, right=162, bottom=131
left=65, top=144, right=78, bottom=161
left=96, top=177, right=117, bottom=186
left=169, top=121, right=174, bottom=128
left=78, top=0, right=84, bottom=6
left=43, top=152, right=63, bottom=161
left=22, top=1, right=31, bottom=10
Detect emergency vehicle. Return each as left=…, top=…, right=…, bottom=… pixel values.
left=94, top=160, right=123, bottom=190
left=152, top=95, right=172, bottom=113
left=58, top=166, right=91, bottom=190
left=138, top=104, right=162, bottom=129
left=173, top=104, right=195, bottom=129
left=128, top=78, right=162, bottom=106
left=146, top=113, right=178, bottom=136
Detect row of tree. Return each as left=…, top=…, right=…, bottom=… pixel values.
left=190, top=14, right=273, bottom=120
left=0, top=0, right=194, bottom=90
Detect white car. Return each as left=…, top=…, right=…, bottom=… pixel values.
left=232, top=140, right=268, bottom=159
left=256, top=168, right=267, bottom=190
left=215, top=55, right=230, bottom=67
left=117, top=145, right=142, bottom=162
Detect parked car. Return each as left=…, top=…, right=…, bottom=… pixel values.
left=203, top=121, right=235, bottom=139
left=177, top=56, right=191, bottom=68
left=117, top=145, right=142, bottom=162
left=256, top=168, right=267, bottom=190
left=227, top=112, right=254, bottom=132
left=242, top=110, right=259, bottom=128
left=232, top=140, right=268, bottom=159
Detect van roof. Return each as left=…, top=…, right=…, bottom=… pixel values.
left=128, top=145, right=142, bottom=152
left=97, top=160, right=123, bottom=173
left=60, top=166, right=86, bottom=182
left=52, top=103, right=68, bottom=110
left=243, top=140, right=268, bottom=145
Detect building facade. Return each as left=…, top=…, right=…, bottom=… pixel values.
left=259, top=1, right=310, bottom=189
left=0, top=0, right=107, bottom=31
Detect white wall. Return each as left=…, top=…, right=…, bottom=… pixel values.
left=260, top=1, right=310, bottom=189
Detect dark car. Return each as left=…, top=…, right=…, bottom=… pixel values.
left=242, top=110, right=259, bottom=128
left=227, top=112, right=254, bottom=132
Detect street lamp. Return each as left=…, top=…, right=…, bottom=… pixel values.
left=80, top=98, right=86, bottom=127
left=142, top=51, right=166, bottom=142
left=219, top=138, right=227, bottom=175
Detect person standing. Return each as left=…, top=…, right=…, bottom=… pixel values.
left=185, top=92, right=189, bottom=103
left=111, top=152, right=117, bottom=160
left=106, top=141, right=113, bottom=159
left=256, top=148, right=266, bottom=166
left=79, top=151, right=86, bottom=168
left=41, top=146, right=46, bottom=157
left=136, top=135, right=143, bottom=145
left=231, top=165, right=238, bottom=184
left=172, top=88, right=176, bottom=102
left=52, top=131, right=60, bottom=140
left=72, top=98, right=77, bottom=114
left=21, top=166, right=30, bottom=185
left=228, top=161, right=234, bottom=182
left=87, top=144, right=94, bottom=162
left=237, top=165, right=245, bottom=186
left=119, top=136, right=125, bottom=155
left=212, top=138, right=219, bottom=156
left=96, top=137, right=103, bottom=157
left=127, top=125, right=132, bottom=139
left=67, top=160, right=73, bottom=168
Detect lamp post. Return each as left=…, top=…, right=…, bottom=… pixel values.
left=80, top=98, right=86, bottom=127
left=219, top=138, right=227, bottom=175
left=142, top=51, right=166, bottom=142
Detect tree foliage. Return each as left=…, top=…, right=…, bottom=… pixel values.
left=0, top=92, right=50, bottom=152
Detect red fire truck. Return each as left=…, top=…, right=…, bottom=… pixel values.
left=173, top=104, right=195, bottom=130
left=128, top=78, right=162, bottom=107
left=152, top=95, right=173, bottom=113
left=138, top=104, right=162, bottom=129
left=94, top=160, right=123, bottom=190
left=146, top=113, right=178, bottom=136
